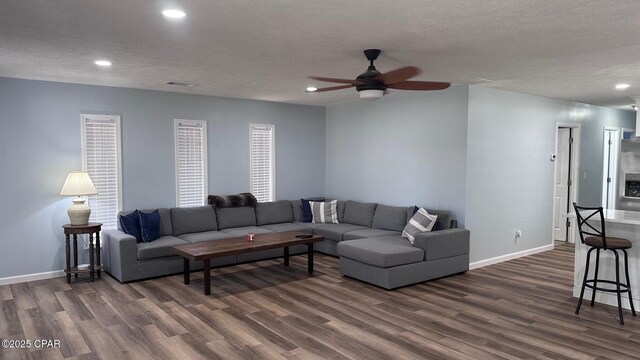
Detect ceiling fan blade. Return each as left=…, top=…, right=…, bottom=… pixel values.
left=312, top=84, right=355, bottom=92
left=388, top=81, right=451, bottom=91
left=376, top=66, right=421, bottom=85
left=309, top=76, right=362, bottom=85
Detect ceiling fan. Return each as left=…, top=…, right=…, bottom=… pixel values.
left=307, top=49, right=450, bottom=100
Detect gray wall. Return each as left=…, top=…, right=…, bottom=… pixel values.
left=466, top=86, right=635, bottom=263
left=0, top=77, right=325, bottom=278
left=325, top=86, right=469, bottom=226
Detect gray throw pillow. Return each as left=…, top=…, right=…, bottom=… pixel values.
left=402, top=207, right=438, bottom=244
left=310, top=200, right=339, bottom=224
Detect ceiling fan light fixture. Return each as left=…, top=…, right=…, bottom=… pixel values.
left=306, top=86, right=317, bottom=92
left=358, top=89, right=384, bottom=100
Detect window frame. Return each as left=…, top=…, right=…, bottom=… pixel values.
left=80, top=113, right=123, bottom=231
left=249, top=123, right=275, bottom=202
left=174, top=119, right=208, bottom=207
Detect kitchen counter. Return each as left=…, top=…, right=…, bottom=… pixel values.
left=568, top=210, right=640, bottom=310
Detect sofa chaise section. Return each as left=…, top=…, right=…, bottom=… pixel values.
left=337, top=230, right=470, bottom=289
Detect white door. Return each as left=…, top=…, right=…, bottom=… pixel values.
left=554, top=128, right=571, bottom=241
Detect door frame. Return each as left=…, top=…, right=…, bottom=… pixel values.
left=601, top=126, right=621, bottom=209
left=552, top=122, right=581, bottom=245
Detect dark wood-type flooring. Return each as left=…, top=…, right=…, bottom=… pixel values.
left=1, top=242, right=639, bottom=359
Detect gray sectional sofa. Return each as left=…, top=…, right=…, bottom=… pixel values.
left=102, top=200, right=470, bottom=289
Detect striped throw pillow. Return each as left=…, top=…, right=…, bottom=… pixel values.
left=310, top=200, right=339, bottom=224
left=402, top=207, right=438, bottom=244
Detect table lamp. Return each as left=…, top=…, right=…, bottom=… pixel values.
left=60, top=171, right=97, bottom=225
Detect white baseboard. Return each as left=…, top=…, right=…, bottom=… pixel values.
left=0, top=270, right=65, bottom=286
left=469, top=244, right=555, bottom=270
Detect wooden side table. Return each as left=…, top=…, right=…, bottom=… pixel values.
left=62, top=222, right=102, bottom=283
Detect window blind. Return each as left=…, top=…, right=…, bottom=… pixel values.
left=82, top=115, right=121, bottom=230
left=175, top=120, right=207, bottom=207
left=250, top=124, right=274, bottom=202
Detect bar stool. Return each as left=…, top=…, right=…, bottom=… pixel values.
left=573, top=203, right=636, bottom=325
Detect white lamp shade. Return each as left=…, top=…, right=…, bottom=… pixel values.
left=60, top=171, right=97, bottom=196
left=358, top=89, right=384, bottom=100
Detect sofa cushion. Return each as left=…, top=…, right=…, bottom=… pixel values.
left=301, top=197, right=325, bottom=222
left=255, top=200, right=293, bottom=225
left=293, top=222, right=326, bottom=231
left=260, top=223, right=313, bottom=233
left=292, top=200, right=303, bottom=222
left=337, top=236, right=424, bottom=268
left=343, top=228, right=402, bottom=240
left=311, top=200, right=339, bottom=224
left=118, top=208, right=172, bottom=236
left=407, top=207, right=452, bottom=230
left=139, top=209, right=161, bottom=243
left=403, top=208, right=438, bottom=243
left=314, top=223, right=369, bottom=241
left=178, top=230, right=232, bottom=243
left=220, top=226, right=273, bottom=237
left=215, top=206, right=257, bottom=230
left=137, top=236, right=188, bottom=260
left=337, top=200, right=346, bottom=223
left=170, top=206, right=218, bottom=236
left=343, top=201, right=378, bottom=227
left=373, top=205, right=409, bottom=232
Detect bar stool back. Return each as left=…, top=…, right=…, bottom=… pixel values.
left=573, top=203, right=636, bottom=325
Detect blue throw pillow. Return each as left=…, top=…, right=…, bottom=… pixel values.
left=119, top=210, right=143, bottom=243
left=139, top=209, right=161, bottom=243
left=301, top=197, right=325, bottom=222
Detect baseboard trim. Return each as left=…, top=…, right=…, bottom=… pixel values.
left=469, top=244, right=554, bottom=270
left=0, top=270, right=65, bottom=286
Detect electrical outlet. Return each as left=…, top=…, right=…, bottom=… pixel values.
left=514, top=229, right=522, bottom=243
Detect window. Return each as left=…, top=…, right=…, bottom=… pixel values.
left=81, top=114, right=122, bottom=230
left=175, top=119, right=208, bottom=207
left=250, top=124, right=275, bottom=202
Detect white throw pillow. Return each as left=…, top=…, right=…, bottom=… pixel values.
left=310, top=200, right=339, bottom=224
left=402, top=207, right=438, bottom=244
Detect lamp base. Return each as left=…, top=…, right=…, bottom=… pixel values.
left=67, top=197, right=91, bottom=225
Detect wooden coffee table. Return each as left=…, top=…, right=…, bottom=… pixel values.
left=171, top=231, right=324, bottom=295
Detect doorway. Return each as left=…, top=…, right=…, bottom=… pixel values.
left=553, top=124, right=580, bottom=243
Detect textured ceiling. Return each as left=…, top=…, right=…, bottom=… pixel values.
left=2, top=0, right=640, bottom=108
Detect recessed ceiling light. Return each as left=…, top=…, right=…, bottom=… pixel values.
left=94, top=60, right=112, bottom=67
left=306, top=86, right=318, bottom=92
left=162, top=9, right=186, bottom=19
left=616, top=83, right=630, bottom=90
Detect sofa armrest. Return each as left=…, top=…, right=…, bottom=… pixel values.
left=413, top=228, right=470, bottom=261
left=102, top=229, right=138, bottom=282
